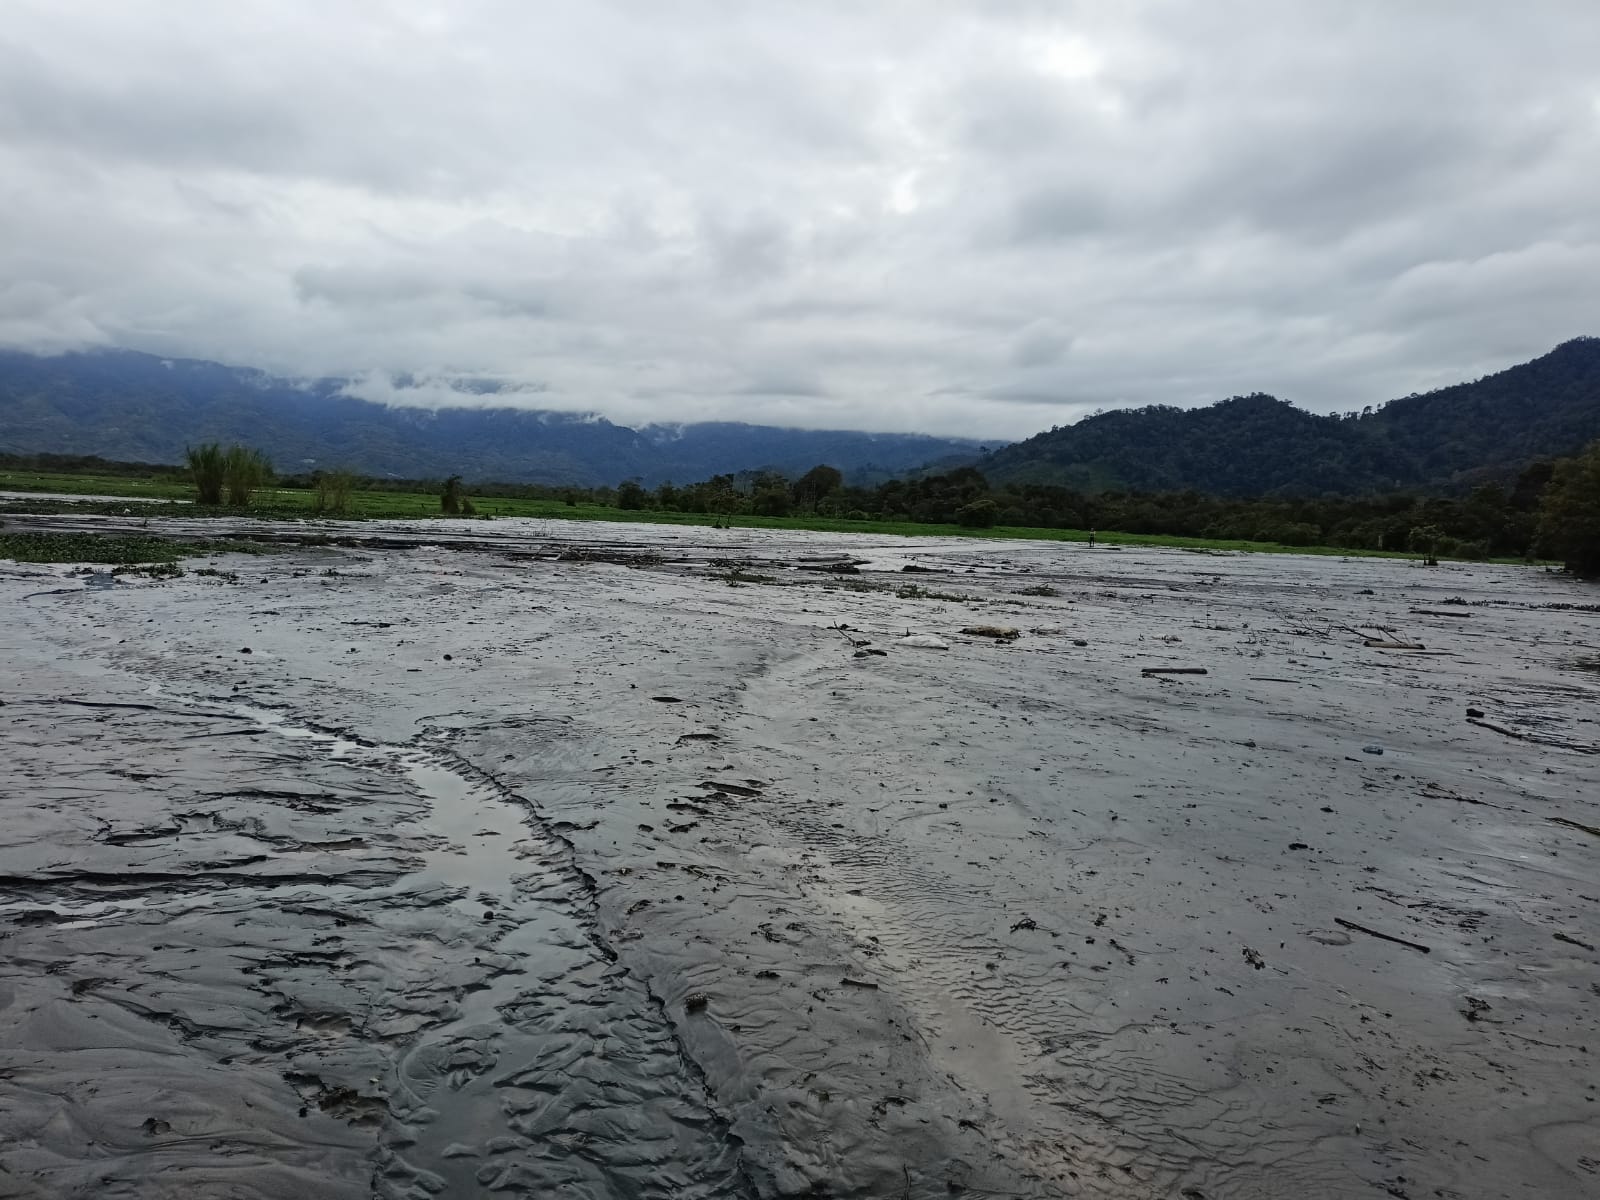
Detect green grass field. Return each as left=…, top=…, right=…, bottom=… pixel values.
left=0, top=467, right=1512, bottom=564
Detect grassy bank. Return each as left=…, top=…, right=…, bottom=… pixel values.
left=0, top=468, right=1520, bottom=564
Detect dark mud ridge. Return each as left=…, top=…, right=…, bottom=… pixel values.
left=2, top=512, right=1597, bottom=1199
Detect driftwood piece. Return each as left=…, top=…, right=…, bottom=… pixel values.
left=1468, top=716, right=1530, bottom=742
left=1550, top=816, right=1600, bottom=839
left=1142, top=667, right=1208, bottom=676
left=1335, top=917, right=1431, bottom=953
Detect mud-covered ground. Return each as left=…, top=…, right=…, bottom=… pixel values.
left=1, top=513, right=1597, bottom=1200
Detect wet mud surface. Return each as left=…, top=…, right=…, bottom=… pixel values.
left=1, top=513, right=1597, bottom=1198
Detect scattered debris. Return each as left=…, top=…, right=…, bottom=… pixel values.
left=684, top=993, right=709, bottom=1013
left=1242, top=948, right=1266, bottom=970
left=898, top=634, right=950, bottom=650
left=1363, top=745, right=1384, bottom=755
left=961, top=625, right=1020, bottom=640
left=1461, top=996, right=1492, bottom=1022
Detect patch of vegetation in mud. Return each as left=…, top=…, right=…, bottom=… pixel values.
left=0, top=532, right=280, bottom=565
left=717, top=566, right=778, bottom=586
left=896, top=582, right=974, bottom=602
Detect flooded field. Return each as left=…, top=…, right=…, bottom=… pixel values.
left=1, top=514, right=1596, bottom=1199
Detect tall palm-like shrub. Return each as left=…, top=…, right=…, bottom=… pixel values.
left=187, top=444, right=226, bottom=505
left=223, top=446, right=272, bottom=507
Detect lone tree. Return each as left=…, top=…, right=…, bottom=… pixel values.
left=441, top=475, right=465, bottom=515
left=955, top=498, right=999, bottom=528
left=616, top=479, right=648, bottom=510
left=1537, top=440, right=1600, bottom=576
left=792, top=464, right=843, bottom=512
left=1408, top=523, right=1445, bottom=566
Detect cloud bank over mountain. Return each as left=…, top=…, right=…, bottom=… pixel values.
left=2, top=2, right=1597, bottom=438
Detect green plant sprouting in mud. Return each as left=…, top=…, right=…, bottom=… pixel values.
left=114, top=561, right=184, bottom=579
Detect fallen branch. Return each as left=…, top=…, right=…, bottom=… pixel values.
left=841, top=976, right=881, bottom=990
left=1334, top=917, right=1431, bottom=953
left=1554, top=931, right=1597, bottom=952
left=1142, top=667, right=1208, bottom=676
left=1410, top=608, right=1471, bottom=618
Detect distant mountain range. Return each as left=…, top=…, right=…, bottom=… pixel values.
left=2, top=339, right=1598, bottom=495
left=980, top=338, right=1600, bottom=495
left=0, top=349, right=987, bottom=487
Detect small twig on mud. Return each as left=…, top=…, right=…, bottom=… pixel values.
left=830, top=622, right=869, bottom=648
left=1335, top=917, right=1431, bottom=954
left=902, top=1164, right=911, bottom=1199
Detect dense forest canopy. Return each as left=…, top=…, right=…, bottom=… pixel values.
left=982, top=337, right=1600, bottom=495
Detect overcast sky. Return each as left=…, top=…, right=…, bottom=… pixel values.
left=2, top=2, right=1597, bottom=439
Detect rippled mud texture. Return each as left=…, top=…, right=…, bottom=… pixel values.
left=2, top=513, right=1597, bottom=1199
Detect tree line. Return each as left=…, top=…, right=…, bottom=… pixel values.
left=279, top=443, right=1600, bottom=574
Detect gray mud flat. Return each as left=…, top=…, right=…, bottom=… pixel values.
left=1, top=513, right=1597, bottom=1199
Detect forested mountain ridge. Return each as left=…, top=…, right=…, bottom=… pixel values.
left=0, top=349, right=985, bottom=487
left=982, top=338, right=1600, bottom=495
left=2, top=340, right=1597, bottom=495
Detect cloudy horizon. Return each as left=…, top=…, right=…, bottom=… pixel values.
left=2, top=1, right=1596, bottom=441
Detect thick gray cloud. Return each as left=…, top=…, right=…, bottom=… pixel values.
left=1, top=1, right=1596, bottom=439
